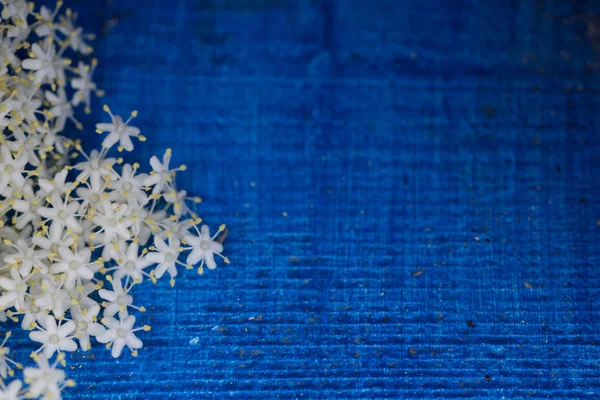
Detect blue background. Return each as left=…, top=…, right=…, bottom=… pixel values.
left=9, top=0, right=600, bottom=398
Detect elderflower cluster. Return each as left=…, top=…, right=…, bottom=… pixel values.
left=0, top=1, right=228, bottom=398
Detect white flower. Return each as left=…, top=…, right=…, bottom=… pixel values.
left=58, top=12, right=94, bottom=55
left=163, top=189, right=190, bottom=217
left=109, top=241, right=152, bottom=283
left=74, top=181, right=107, bottom=212
left=37, top=193, right=82, bottom=238
left=21, top=40, right=65, bottom=85
left=92, top=201, right=133, bottom=244
left=45, top=87, right=80, bottom=131
left=2, top=0, right=29, bottom=38
left=128, top=207, right=151, bottom=245
left=98, top=276, right=135, bottom=318
left=96, top=106, right=143, bottom=152
left=2, top=238, right=47, bottom=276
left=0, top=267, right=30, bottom=311
left=50, top=246, right=94, bottom=289
left=16, top=301, right=46, bottom=331
left=0, top=36, right=19, bottom=71
left=35, top=124, right=67, bottom=160
left=71, top=60, right=98, bottom=111
left=144, top=148, right=174, bottom=194
left=96, top=314, right=147, bottom=358
left=145, top=235, right=182, bottom=281
left=5, top=89, right=42, bottom=125
left=65, top=283, right=97, bottom=311
left=23, top=354, right=71, bottom=399
left=73, top=149, right=117, bottom=191
left=38, top=168, right=71, bottom=197
left=0, top=145, right=27, bottom=193
left=0, top=379, right=22, bottom=400
left=11, top=184, right=45, bottom=230
left=29, top=315, right=77, bottom=358
left=185, top=224, right=228, bottom=271
left=111, top=163, right=148, bottom=207
left=0, top=332, right=21, bottom=380
left=1, top=0, right=29, bottom=21
left=32, top=225, right=74, bottom=258
left=160, top=215, right=194, bottom=241
left=33, top=279, right=70, bottom=318
left=34, top=4, right=62, bottom=38
left=70, top=304, right=104, bottom=351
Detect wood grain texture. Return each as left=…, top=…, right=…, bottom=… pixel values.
left=8, top=0, right=600, bottom=398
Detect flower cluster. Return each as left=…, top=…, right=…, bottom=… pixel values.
left=0, top=1, right=228, bottom=398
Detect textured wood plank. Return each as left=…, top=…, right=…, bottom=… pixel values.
left=8, top=0, right=600, bottom=398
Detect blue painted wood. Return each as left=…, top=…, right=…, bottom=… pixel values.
left=8, top=0, right=600, bottom=398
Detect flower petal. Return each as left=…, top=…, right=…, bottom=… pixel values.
left=111, top=338, right=125, bottom=358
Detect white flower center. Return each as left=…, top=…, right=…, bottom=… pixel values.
left=90, top=194, right=100, bottom=203
left=51, top=244, right=59, bottom=253
left=165, top=253, right=176, bottom=262
left=116, top=295, right=127, bottom=306
left=123, top=182, right=133, bottom=192
left=3, top=164, right=13, bottom=174
left=49, top=334, right=59, bottom=345
left=58, top=210, right=68, bottom=220
left=69, top=261, right=79, bottom=270
left=200, top=241, right=210, bottom=251
left=107, top=218, right=117, bottom=227
left=116, top=328, right=127, bottom=338
left=125, top=261, right=135, bottom=270
left=16, top=283, right=27, bottom=293
left=91, top=159, right=100, bottom=170
left=77, top=321, right=88, bottom=331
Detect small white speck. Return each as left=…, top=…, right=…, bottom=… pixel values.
left=211, top=325, right=219, bottom=331
left=189, top=337, right=200, bottom=345
left=250, top=182, right=256, bottom=187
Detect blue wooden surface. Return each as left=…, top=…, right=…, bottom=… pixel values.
left=9, top=0, right=600, bottom=398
